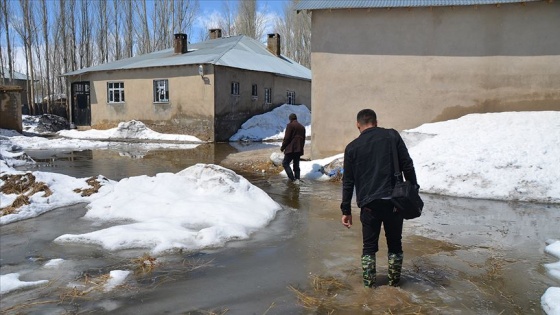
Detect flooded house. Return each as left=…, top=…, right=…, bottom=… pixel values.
left=63, top=31, right=311, bottom=142
left=296, top=0, right=560, bottom=158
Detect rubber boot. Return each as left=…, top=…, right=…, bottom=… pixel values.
left=361, top=254, right=376, bottom=288
left=388, top=252, right=403, bottom=286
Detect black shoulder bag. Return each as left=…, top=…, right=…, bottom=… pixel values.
left=391, top=135, right=423, bottom=220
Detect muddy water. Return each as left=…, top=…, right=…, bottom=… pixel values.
left=2, top=144, right=559, bottom=314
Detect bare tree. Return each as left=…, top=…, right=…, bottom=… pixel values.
left=275, top=0, right=311, bottom=68
left=218, top=0, right=237, bottom=37
left=2, top=0, right=14, bottom=84
left=111, top=0, right=121, bottom=60
left=152, top=0, right=172, bottom=51
left=41, top=0, right=52, bottom=112
left=236, top=0, right=257, bottom=38
left=135, top=0, right=151, bottom=54
left=124, top=0, right=135, bottom=58
left=173, top=0, right=199, bottom=40
left=95, top=0, right=109, bottom=64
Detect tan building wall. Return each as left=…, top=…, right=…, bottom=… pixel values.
left=213, top=66, right=311, bottom=141
left=68, top=65, right=216, bottom=141
left=309, top=1, right=560, bottom=158
left=68, top=64, right=311, bottom=142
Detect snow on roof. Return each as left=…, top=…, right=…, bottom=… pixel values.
left=63, top=36, right=311, bottom=81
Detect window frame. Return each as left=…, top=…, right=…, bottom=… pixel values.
left=153, top=79, right=169, bottom=103
left=107, top=82, right=125, bottom=104
left=264, top=88, right=272, bottom=104
left=287, top=90, right=295, bottom=105
left=231, top=81, right=240, bottom=96
left=251, top=84, right=258, bottom=100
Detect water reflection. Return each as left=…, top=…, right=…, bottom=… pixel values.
left=3, top=144, right=560, bottom=314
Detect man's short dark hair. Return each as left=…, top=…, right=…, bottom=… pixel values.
left=357, top=109, right=377, bottom=125
left=289, top=113, right=297, bottom=121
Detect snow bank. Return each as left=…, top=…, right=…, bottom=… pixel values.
left=542, top=287, right=560, bottom=315
left=59, top=120, right=203, bottom=143
left=405, top=111, right=560, bottom=204
left=230, top=104, right=311, bottom=141
left=44, top=259, right=65, bottom=268
left=55, top=164, right=282, bottom=254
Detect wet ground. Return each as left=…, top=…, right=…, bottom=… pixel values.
left=1, top=144, right=559, bottom=314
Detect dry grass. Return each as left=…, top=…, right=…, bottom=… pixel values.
left=289, top=273, right=437, bottom=314
left=58, top=273, right=112, bottom=304
left=288, top=274, right=352, bottom=313
left=0, top=173, right=36, bottom=194
left=73, top=176, right=103, bottom=197
left=0, top=173, right=52, bottom=217
left=132, top=253, right=158, bottom=275
left=0, top=299, right=60, bottom=314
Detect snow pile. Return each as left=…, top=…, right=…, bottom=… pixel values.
left=104, top=270, right=130, bottom=292
left=0, top=167, right=114, bottom=225
left=44, top=259, right=65, bottom=268
left=544, top=239, right=560, bottom=315
left=59, top=120, right=203, bottom=143
left=542, top=287, right=560, bottom=315
left=230, top=104, right=311, bottom=141
left=0, top=273, right=48, bottom=294
left=55, top=164, right=282, bottom=254
left=405, top=111, right=560, bottom=204
left=280, top=153, right=345, bottom=181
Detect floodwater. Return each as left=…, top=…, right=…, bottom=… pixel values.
left=2, top=144, right=559, bottom=314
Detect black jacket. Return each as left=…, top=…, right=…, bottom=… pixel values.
left=341, top=127, right=418, bottom=215
left=281, top=120, right=306, bottom=155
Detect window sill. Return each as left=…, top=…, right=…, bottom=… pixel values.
left=153, top=102, right=170, bottom=105
left=107, top=102, right=125, bottom=105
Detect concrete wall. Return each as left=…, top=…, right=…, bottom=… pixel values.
left=213, top=65, right=311, bottom=141
left=68, top=65, right=215, bottom=141
left=0, top=86, right=23, bottom=133
left=309, top=1, right=560, bottom=158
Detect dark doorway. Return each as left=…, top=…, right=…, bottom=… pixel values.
left=71, top=81, right=91, bottom=126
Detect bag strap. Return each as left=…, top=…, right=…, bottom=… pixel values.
left=390, top=131, right=403, bottom=182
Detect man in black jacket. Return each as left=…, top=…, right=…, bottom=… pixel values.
left=281, top=113, right=306, bottom=183
left=341, top=109, right=418, bottom=287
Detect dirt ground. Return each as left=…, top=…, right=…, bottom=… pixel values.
left=220, top=144, right=312, bottom=175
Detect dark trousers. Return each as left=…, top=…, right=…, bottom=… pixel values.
left=282, top=152, right=301, bottom=181
left=360, top=199, right=403, bottom=256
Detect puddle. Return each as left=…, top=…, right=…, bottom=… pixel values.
left=1, top=145, right=559, bottom=314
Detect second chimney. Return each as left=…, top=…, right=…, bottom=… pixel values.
left=209, top=29, right=222, bottom=40
left=174, top=33, right=188, bottom=54
left=267, top=33, right=281, bottom=56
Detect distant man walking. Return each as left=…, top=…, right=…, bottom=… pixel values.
left=281, top=113, right=306, bottom=183
left=341, top=109, right=418, bottom=287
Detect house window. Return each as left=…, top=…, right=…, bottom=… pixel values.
left=252, top=84, right=258, bottom=99
left=153, top=79, right=169, bottom=103
left=264, top=88, right=272, bottom=104
left=231, top=81, right=240, bottom=95
left=107, top=82, right=125, bottom=103
left=287, top=90, right=295, bottom=105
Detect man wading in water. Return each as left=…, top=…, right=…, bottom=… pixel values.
left=281, top=113, right=306, bottom=184
left=340, top=109, right=419, bottom=287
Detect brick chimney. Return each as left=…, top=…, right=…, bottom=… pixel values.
left=174, top=33, right=188, bottom=54
left=209, top=29, right=222, bottom=40
left=267, top=33, right=281, bottom=56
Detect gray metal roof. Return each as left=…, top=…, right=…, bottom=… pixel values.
left=295, top=0, right=542, bottom=10
left=63, top=36, right=311, bottom=80
left=1, top=67, right=30, bottom=81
